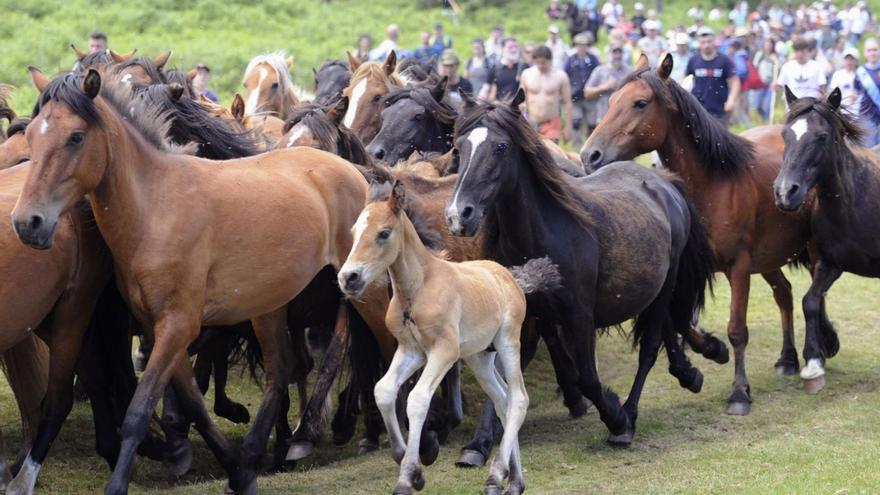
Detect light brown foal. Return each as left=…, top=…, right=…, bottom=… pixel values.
left=338, top=181, right=536, bottom=495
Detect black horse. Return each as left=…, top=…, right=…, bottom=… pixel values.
left=444, top=91, right=713, bottom=473
left=774, top=86, right=872, bottom=393
left=313, top=60, right=351, bottom=105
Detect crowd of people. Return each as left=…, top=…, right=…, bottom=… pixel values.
left=357, top=0, right=880, bottom=148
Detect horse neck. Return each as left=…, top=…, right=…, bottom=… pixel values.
left=425, top=119, right=454, bottom=154
left=387, top=213, right=437, bottom=305
left=656, top=111, right=714, bottom=193
left=816, top=144, right=861, bottom=203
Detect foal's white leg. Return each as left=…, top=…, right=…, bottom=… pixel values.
left=374, top=347, right=426, bottom=463
left=395, top=347, right=457, bottom=494
left=5, top=453, right=40, bottom=495
left=494, top=331, right=529, bottom=495
left=465, top=351, right=514, bottom=492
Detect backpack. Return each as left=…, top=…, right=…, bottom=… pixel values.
left=742, top=59, right=767, bottom=90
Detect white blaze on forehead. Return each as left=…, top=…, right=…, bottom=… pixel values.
left=350, top=209, right=370, bottom=254
left=245, top=67, right=268, bottom=116
left=39, top=119, right=50, bottom=135
left=449, top=127, right=489, bottom=214
left=791, top=118, right=808, bottom=142
left=121, top=73, right=133, bottom=85
left=343, top=78, right=367, bottom=129
left=287, top=124, right=309, bottom=148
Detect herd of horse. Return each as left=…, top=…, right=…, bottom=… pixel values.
left=0, top=43, right=876, bottom=495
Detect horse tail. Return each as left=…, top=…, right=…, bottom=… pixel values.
left=509, top=256, right=564, bottom=295
left=668, top=192, right=715, bottom=336
left=788, top=248, right=812, bottom=271
left=1, top=334, right=49, bottom=444
left=228, top=325, right=264, bottom=385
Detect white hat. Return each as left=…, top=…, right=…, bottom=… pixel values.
left=644, top=19, right=660, bottom=31
left=674, top=32, right=691, bottom=45
left=843, top=47, right=860, bottom=59
left=548, top=24, right=560, bottom=34
left=634, top=2, right=645, bottom=10
left=697, top=26, right=715, bottom=37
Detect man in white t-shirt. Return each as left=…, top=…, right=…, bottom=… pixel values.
left=829, top=47, right=862, bottom=115
left=601, top=0, right=623, bottom=30
left=636, top=20, right=668, bottom=67
left=776, top=38, right=827, bottom=99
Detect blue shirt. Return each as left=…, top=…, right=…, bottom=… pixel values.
left=686, top=53, right=736, bottom=117
left=855, top=64, right=880, bottom=124
left=564, top=53, right=600, bottom=101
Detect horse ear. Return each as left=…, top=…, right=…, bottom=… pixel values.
left=28, top=66, right=50, bottom=93
left=784, top=85, right=798, bottom=106
left=187, top=68, right=198, bottom=81
left=82, top=69, right=101, bottom=100
left=71, top=44, right=87, bottom=60
left=231, top=94, right=246, bottom=121
left=347, top=51, right=362, bottom=71
left=826, top=86, right=842, bottom=110
left=431, top=76, right=448, bottom=102
left=326, top=95, right=349, bottom=125
left=153, top=50, right=172, bottom=69
left=657, top=53, right=673, bottom=81
left=460, top=88, right=477, bottom=110
left=510, top=87, right=526, bottom=111
left=110, top=49, right=137, bottom=64
left=635, top=53, right=650, bottom=71
left=167, top=83, right=185, bottom=101
left=389, top=179, right=405, bottom=215
left=384, top=50, right=397, bottom=75
left=312, top=67, right=318, bottom=77
left=286, top=56, right=295, bottom=69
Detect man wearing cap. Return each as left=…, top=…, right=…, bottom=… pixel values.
left=830, top=47, right=862, bottom=116
left=439, top=49, right=473, bottom=96
left=565, top=32, right=601, bottom=147
left=192, top=64, right=219, bottom=103
left=854, top=38, right=880, bottom=147
left=685, top=26, right=741, bottom=126
left=637, top=19, right=668, bottom=67
left=670, top=32, right=692, bottom=82
left=584, top=45, right=629, bottom=124
left=546, top=24, right=570, bottom=70
left=632, top=3, right=647, bottom=37
left=521, top=45, right=573, bottom=143
left=776, top=38, right=826, bottom=99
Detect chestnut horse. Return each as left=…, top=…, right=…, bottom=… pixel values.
left=0, top=119, right=30, bottom=170
left=342, top=50, right=403, bottom=143
left=12, top=69, right=387, bottom=494
left=581, top=55, right=836, bottom=415
left=242, top=51, right=303, bottom=121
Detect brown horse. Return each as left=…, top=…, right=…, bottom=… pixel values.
left=242, top=52, right=302, bottom=121
left=12, top=69, right=387, bottom=494
left=0, top=119, right=30, bottom=170
left=581, top=54, right=835, bottom=415
left=342, top=50, right=402, bottom=143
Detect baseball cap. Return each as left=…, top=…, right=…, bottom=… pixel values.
left=634, top=2, right=645, bottom=9
left=548, top=24, right=560, bottom=34
left=573, top=32, right=594, bottom=45
left=674, top=32, right=690, bottom=45
left=843, top=47, right=860, bottom=59
left=440, top=49, right=460, bottom=65
left=697, top=26, right=715, bottom=37
left=644, top=19, right=660, bottom=31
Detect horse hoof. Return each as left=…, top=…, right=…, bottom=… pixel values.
left=286, top=441, right=314, bottom=461
left=225, top=478, right=258, bottom=495
left=503, top=481, right=525, bottom=495
left=215, top=402, right=250, bottom=425
left=704, top=338, right=730, bottom=365
left=606, top=429, right=634, bottom=446
left=726, top=401, right=751, bottom=416
left=455, top=450, right=487, bottom=468
left=686, top=369, right=704, bottom=394
left=804, top=375, right=825, bottom=394
left=568, top=397, right=590, bottom=419
left=774, top=362, right=799, bottom=376
left=357, top=438, right=380, bottom=455
left=484, top=485, right=502, bottom=495
left=393, top=484, right=413, bottom=495
left=163, top=438, right=193, bottom=477
left=419, top=431, right=440, bottom=466
left=0, top=468, right=10, bottom=491
left=412, top=468, right=426, bottom=491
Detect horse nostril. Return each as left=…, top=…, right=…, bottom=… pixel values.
left=29, top=214, right=44, bottom=231
left=345, top=271, right=360, bottom=284
left=788, top=183, right=800, bottom=196
left=461, top=206, right=474, bottom=220
left=374, top=148, right=386, bottom=160
left=589, top=150, right=603, bottom=166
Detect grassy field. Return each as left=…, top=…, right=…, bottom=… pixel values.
left=2, top=268, right=880, bottom=494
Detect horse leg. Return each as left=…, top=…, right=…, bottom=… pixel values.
left=762, top=269, right=800, bottom=375
left=725, top=257, right=754, bottom=416
left=192, top=339, right=213, bottom=395
left=537, top=320, right=588, bottom=418
left=490, top=319, right=530, bottom=495
left=800, top=261, right=842, bottom=394
left=212, top=332, right=251, bottom=424
left=235, top=306, right=293, bottom=493
left=663, top=317, right=704, bottom=394
left=440, top=361, right=464, bottom=438
left=373, top=347, right=426, bottom=466
left=288, top=323, right=313, bottom=418
left=392, top=346, right=456, bottom=495
left=288, top=303, right=348, bottom=461
left=0, top=427, right=9, bottom=491
left=2, top=333, right=47, bottom=475
left=681, top=322, right=730, bottom=365
left=160, top=385, right=193, bottom=478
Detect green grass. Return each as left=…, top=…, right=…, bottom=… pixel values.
left=3, top=268, right=880, bottom=494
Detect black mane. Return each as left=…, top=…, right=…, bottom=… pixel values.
left=110, top=56, right=167, bottom=85
left=75, top=51, right=113, bottom=72
left=623, top=68, right=756, bottom=178
left=6, top=118, right=31, bottom=138
left=38, top=72, right=103, bottom=126
left=786, top=97, right=865, bottom=147
left=382, top=86, right=457, bottom=127
left=318, top=59, right=349, bottom=72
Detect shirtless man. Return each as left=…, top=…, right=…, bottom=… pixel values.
left=520, top=45, right=573, bottom=142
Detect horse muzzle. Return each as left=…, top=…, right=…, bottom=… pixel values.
left=773, top=181, right=806, bottom=212
left=445, top=203, right=482, bottom=237
left=337, top=266, right=367, bottom=298
left=11, top=210, right=58, bottom=250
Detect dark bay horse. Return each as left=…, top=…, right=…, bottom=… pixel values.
left=445, top=91, right=713, bottom=454
left=774, top=87, right=878, bottom=393
left=314, top=59, right=351, bottom=105
left=581, top=54, right=834, bottom=415
left=11, top=69, right=388, bottom=495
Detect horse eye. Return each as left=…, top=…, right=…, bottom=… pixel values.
left=494, top=142, right=509, bottom=154
left=15, top=157, right=29, bottom=165
left=372, top=94, right=382, bottom=103
left=68, top=132, right=85, bottom=146
left=377, top=229, right=391, bottom=241
left=816, top=133, right=828, bottom=142
left=633, top=99, right=649, bottom=109
left=413, top=113, right=424, bottom=121
left=271, top=82, right=280, bottom=90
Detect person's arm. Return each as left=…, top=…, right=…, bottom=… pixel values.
left=725, top=74, right=740, bottom=113
left=560, top=72, right=574, bottom=141
left=818, top=68, right=827, bottom=94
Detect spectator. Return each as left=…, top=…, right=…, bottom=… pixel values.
left=523, top=42, right=537, bottom=66
left=565, top=32, right=601, bottom=146
left=601, top=0, right=624, bottom=31
left=854, top=37, right=880, bottom=147
left=547, top=0, right=564, bottom=20
left=191, top=64, right=218, bottom=103
left=465, top=39, right=492, bottom=98
left=370, top=24, right=400, bottom=61
left=848, top=1, right=870, bottom=46
left=637, top=19, right=668, bottom=67
left=830, top=47, right=861, bottom=116
left=709, top=4, right=725, bottom=21
left=584, top=45, right=630, bottom=124
left=688, top=4, right=705, bottom=20
left=480, top=37, right=528, bottom=101
left=685, top=27, right=740, bottom=125
left=414, top=31, right=441, bottom=62
left=546, top=24, right=570, bottom=70
left=430, top=23, right=453, bottom=51
left=355, top=34, right=372, bottom=63
left=89, top=31, right=108, bottom=54
left=670, top=32, right=692, bottom=82
left=632, top=3, right=647, bottom=37
left=776, top=38, right=827, bottom=99
left=520, top=45, right=574, bottom=143
left=752, top=37, right=779, bottom=121
left=826, top=35, right=848, bottom=73
left=439, top=50, right=473, bottom=96
left=606, top=28, right=633, bottom=64
left=486, top=24, right=506, bottom=64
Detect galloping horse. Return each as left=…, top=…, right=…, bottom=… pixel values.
left=445, top=91, right=713, bottom=453
left=581, top=55, right=834, bottom=415
left=339, top=181, right=543, bottom=495
left=342, top=50, right=402, bottom=143
left=774, top=87, right=878, bottom=393
left=12, top=69, right=387, bottom=494
left=242, top=51, right=302, bottom=120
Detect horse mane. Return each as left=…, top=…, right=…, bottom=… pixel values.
left=367, top=179, right=444, bottom=251
left=75, top=51, right=113, bottom=72
left=382, top=86, right=457, bottom=127
left=456, top=101, right=593, bottom=228
left=0, top=84, right=15, bottom=125
left=350, top=61, right=403, bottom=90
left=6, top=118, right=30, bottom=138
left=284, top=101, right=373, bottom=166
left=318, top=59, right=349, bottom=72
left=786, top=96, right=865, bottom=147
left=164, top=69, right=195, bottom=99
left=136, top=84, right=261, bottom=159
left=110, top=56, right=168, bottom=85
left=623, top=68, right=755, bottom=178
